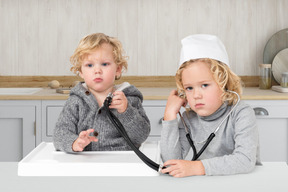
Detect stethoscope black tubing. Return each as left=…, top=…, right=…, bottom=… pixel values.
left=103, top=96, right=161, bottom=172
left=183, top=117, right=216, bottom=161
left=187, top=133, right=215, bottom=161
left=103, top=94, right=217, bottom=171
left=185, top=133, right=197, bottom=160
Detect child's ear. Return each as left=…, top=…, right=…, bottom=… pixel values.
left=116, top=65, right=122, bottom=77
left=78, top=70, right=84, bottom=79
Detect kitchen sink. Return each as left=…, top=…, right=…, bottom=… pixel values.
left=0, top=88, right=43, bottom=95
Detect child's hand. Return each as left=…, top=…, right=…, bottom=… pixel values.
left=161, top=159, right=205, bottom=177
left=72, top=129, right=98, bottom=152
left=109, top=91, right=128, bottom=113
left=164, top=90, right=186, bottom=121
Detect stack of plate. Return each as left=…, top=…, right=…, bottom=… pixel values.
left=263, top=28, right=288, bottom=93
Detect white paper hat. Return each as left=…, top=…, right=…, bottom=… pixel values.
left=179, top=34, right=229, bottom=67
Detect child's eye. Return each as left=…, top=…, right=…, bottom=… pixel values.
left=86, top=64, right=93, bottom=67
left=202, top=84, right=209, bottom=88
left=185, top=86, right=193, bottom=91
left=102, top=63, right=109, bottom=66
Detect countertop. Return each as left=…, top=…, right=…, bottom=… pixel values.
left=0, top=162, right=287, bottom=192
left=1, top=87, right=288, bottom=100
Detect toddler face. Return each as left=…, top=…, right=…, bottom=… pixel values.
left=182, top=61, right=223, bottom=117
left=79, top=43, right=121, bottom=95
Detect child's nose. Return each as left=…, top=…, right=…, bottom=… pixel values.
left=94, top=65, right=102, bottom=74
left=193, top=88, right=202, bottom=99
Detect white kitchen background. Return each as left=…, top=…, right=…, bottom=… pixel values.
left=0, top=0, right=288, bottom=76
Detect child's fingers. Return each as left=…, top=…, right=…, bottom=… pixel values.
left=75, top=137, right=97, bottom=151
left=73, top=145, right=83, bottom=152
left=88, top=136, right=98, bottom=142
left=113, top=91, right=124, bottom=97
left=109, top=95, right=121, bottom=107
left=73, top=130, right=98, bottom=152
left=161, top=165, right=176, bottom=175
left=109, top=92, right=127, bottom=113
left=73, top=139, right=85, bottom=152
left=110, top=99, right=122, bottom=106
left=161, top=160, right=180, bottom=174
left=163, top=159, right=178, bottom=167
left=77, top=138, right=87, bottom=146
left=79, top=131, right=87, bottom=138
left=113, top=92, right=127, bottom=101
left=169, top=89, right=178, bottom=96
left=79, top=129, right=94, bottom=138
left=86, top=128, right=95, bottom=135
left=111, top=96, right=125, bottom=104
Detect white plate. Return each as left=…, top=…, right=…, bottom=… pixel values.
left=272, top=85, right=288, bottom=93
left=272, top=48, right=288, bottom=84
left=18, top=142, right=161, bottom=176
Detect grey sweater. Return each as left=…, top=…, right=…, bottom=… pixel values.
left=160, top=100, right=261, bottom=176
left=53, top=82, right=150, bottom=152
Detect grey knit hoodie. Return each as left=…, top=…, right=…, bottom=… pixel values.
left=53, top=82, right=150, bottom=152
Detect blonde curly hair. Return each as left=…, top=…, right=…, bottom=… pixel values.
left=175, top=58, right=242, bottom=105
left=70, top=33, right=128, bottom=79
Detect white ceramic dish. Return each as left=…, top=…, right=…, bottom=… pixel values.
left=18, top=142, right=161, bottom=176
left=0, top=88, right=43, bottom=95
left=272, top=48, right=288, bottom=84
left=272, top=85, right=288, bottom=93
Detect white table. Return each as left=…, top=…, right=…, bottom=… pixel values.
left=0, top=162, right=287, bottom=192
left=3, top=142, right=288, bottom=191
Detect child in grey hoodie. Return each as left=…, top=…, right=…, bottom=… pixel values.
left=160, top=34, right=260, bottom=177
left=53, top=33, right=150, bottom=152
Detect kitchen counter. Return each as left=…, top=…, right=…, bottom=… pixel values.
left=0, top=162, right=287, bottom=192
left=0, top=87, right=288, bottom=100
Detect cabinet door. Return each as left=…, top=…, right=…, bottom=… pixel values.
left=256, top=118, right=288, bottom=162
left=143, top=106, right=165, bottom=140
left=42, top=100, right=66, bottom=142
left=246, top=100, right=288, bottom=163
left=143, top=100, right=167, bottom=141
left=0, top=106, right=35, bottom=161
left=143, top=100, right=186, bottom=141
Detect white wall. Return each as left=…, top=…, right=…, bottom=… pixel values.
left=0, top=0, right=288, bottom=76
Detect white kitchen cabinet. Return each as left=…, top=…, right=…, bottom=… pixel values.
left=0, top=100, right=41, bottom=161
left=245, top=100, right=288, bottom=163
left=41, top=100, right=167, bottom=142
left=40, top=99, right=288, bottom=163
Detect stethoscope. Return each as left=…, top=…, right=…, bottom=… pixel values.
left=103, top=93, right=163, bottom=172
left=178, top=90, right=240, bottom=161
left=103, top=89, right=240, bottom=173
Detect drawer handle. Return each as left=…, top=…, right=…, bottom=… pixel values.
left=158, top=117, right=163, bottom=124
left=253, top=107, right=269, bottom=116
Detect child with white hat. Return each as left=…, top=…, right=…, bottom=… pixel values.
left=160, top=34, right=261, bottom=177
